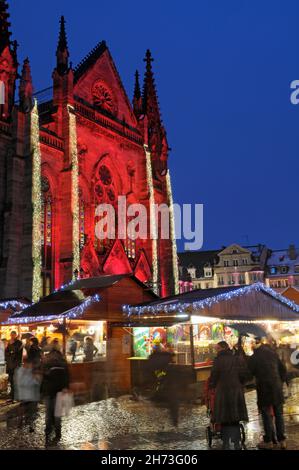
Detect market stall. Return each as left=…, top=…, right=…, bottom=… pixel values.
left=3, top=275, right=156, bottom=401
left=124, top=283, right=299, bottom=395
left=0, top=299, right=31, bottom=394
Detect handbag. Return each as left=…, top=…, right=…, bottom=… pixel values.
left=54, top=390, right=74, bottom=418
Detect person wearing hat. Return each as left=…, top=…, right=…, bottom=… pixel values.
left=249, top=337, right=287, bottom=450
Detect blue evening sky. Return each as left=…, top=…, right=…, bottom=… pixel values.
left=9, top=0, right=299, bottom=251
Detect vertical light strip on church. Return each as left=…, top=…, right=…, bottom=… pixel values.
left=144, top=145, right=159, bottom=295
left=31, top=100, right=42, bottom=302
left=68, top=105, right=80, bottom=279
left=166, top=170, right=179, bottom=295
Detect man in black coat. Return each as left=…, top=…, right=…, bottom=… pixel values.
left=249, top=339, right=287, bottom=450
left=209, top=341, right=249, bottom=450
left=5, top=331, right=23, bottom=400
left=42, top=339, right=69, bottom=445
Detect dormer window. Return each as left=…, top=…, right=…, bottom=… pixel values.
left=281, top=266, right=288, bottom=275
left=270, top=267, right=277, bottom=275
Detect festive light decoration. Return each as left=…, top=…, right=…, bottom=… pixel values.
left=31, top=100, right=42, bottom=303
left=0, top=301, right=31, bottom=311
left=166, top=170, right=179, bottom=295
left=6, top=294, right=101, bottom=325
left=68, top=105, right=80, bottom=280
left=123, top=282, right=299, bottom=316
left=144, top=145, right=159, bottom=295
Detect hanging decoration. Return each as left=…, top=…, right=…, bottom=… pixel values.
left=31, top=99, right=42, bottom=303
left=166, top=170, right=179, bottom=295
left=144, top=145, right=159, bottom=295
left=123, top=282, right=299, bottom=317
left=68, top=105, right=80, bottom=280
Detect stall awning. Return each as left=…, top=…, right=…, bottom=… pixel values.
left=5, top=274, right=155, bottom=325
left=124, top=283, right=299, bottom=323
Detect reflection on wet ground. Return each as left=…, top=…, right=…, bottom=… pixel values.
left=1, top=386, right=299, bottom=450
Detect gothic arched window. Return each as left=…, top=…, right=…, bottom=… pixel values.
left=41, top=176, right=53, bottom=297
left=94, top=164, right=117, bottom=254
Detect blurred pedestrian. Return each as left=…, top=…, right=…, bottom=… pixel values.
left=83, top=337, right=98, bottom=362
left=249, top=338, right=287, bottom=450
left=209, top=341, right=249, bottom=450
left=14, top=358, right=41, bottom=433
left=5, top=331, right=23, bottom=401
left=28, top=337, right=43, bottom=370
left=42, top=339, right=69, bottom=446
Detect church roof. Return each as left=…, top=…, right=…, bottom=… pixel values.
left=74, top=40, right=107, bottom=83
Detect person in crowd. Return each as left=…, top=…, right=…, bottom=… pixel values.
left=24, top=337, right=32, bottom=357
left=14, top=358, right=41, bottom=433
left=41, top=335, right=51, bottom=353
left=42, top=339, right=69, bottom=446
left=83, top=337, right=98, bottom=362
left=68, top=338, right=77, bottom=363
left=5, top=331, right=23, bottom=401
left=28, top=337, right=43, bottom=370
left=248, top=337, right=287, bottom=450
left=209, top=341, right=249, bottom=450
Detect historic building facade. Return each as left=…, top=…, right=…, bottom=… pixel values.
left=0, top=2, right=179, bottom=301
left=179, top=244, right=269, bottom=292
left=265, top=245, right=299, bottom=292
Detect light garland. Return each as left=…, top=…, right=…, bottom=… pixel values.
left=68, top=105, right=80, bottom=280
left=123, top=282, right=299, bottom=317
left=6, top=294, right=101, bottom=325
left=144, top=145, right=159, bottom=295
left=166, top=170, right=179, bottom=295
left=0, top=301, right=31, bottom=311
left=31, top=100, right=42, bottom=303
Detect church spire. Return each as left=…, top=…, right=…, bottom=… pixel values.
left=19, top=57, right=33, bottom=113
left=56, top=15, right=69, bottom=75
left=133, top=70, right=142, bottom=117
left=0, top=0, right=11, bottom=52
left=142, top=49, right=161, bottom=121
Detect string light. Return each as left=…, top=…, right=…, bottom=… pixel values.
left=0, top=301, right=31, bottom=311
left=144, top=145, right=159, bottom=295
left=68, top=105, right=80, bottom=280
left=123, top=282, right=299, bottom=316
left=166, top=170, right=179, bottom=295
left=31, top=100, right=42, bottom=302
left=6, top=294, right=101, bottom=325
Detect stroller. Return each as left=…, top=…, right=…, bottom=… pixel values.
left=205, top=379, right=246, bottom=449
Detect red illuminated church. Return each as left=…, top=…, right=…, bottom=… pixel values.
left=0, top=1, right=179, bottom=301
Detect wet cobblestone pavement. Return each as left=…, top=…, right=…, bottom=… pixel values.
left=1, top=384, right=299, bottom=450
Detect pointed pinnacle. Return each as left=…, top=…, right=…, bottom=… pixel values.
left=57, top=15, right=68, bottom=52
left=134, top=70, right=141, bottom=100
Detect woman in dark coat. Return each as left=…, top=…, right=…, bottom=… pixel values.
left=248, top=341, right=287, bottom=449
left=209, top=341, right=249, bottom=450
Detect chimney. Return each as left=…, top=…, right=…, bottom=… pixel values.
left=289, top=244, right=297, bottom=261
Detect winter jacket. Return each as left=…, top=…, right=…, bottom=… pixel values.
left=209, top=349, right=249, bottom=424
left=28, top=345, right=43, bottom=368
left=42, top=350, right=69, bottom=398
left=248, top=345, right=287, bottom=408
left=5, top=340, right=23, bottom=371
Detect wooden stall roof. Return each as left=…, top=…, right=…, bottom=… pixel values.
left=125, top=283, right=299, bottom=323
left=0, top=298, right=31, bottom=325
left=282, top=287, right=299, bottom=306
left=8, top=275, right=157, bottom=324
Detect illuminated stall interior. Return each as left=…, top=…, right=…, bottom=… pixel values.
left=125, top=283, right=299, bottom=388
left=3, top=275, right=156, bottom=399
